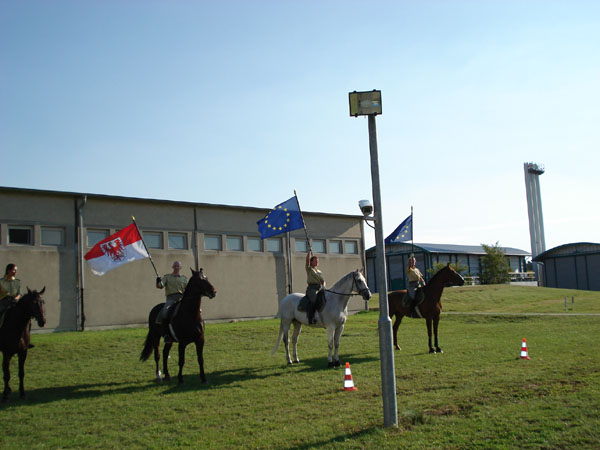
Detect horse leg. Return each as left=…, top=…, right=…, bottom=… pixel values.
left=433, top=315, right=443, bottom=353
left=282, top=320, right=293, bottom=365
left=426, top=318, right=435, bottom=353
left=392, top=314, right=403, bottom=350
left=162, top=342, right=173, bottom=381
left=177, top=343, right=186, bottom=385
left=195, top=337, right=207, bottom=384
left=18, top=350, right=27, bottom=399
left=2, top=353, right=12, bottom=402
left=332, top=324, right=345, bottom=368
left=290, top=322, right=302, bottom=364
left=153, top=341, right=162, bottom=382
left=327, top=326, right=335, bottom=367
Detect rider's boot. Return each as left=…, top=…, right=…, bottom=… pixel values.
left=307, top=304, right=316, bottom=325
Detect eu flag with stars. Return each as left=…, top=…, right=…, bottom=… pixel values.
left=257, top=196, right=304, bottom=239
left=385, top=214, right=412, bottom=245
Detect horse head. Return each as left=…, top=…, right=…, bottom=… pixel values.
left=441, top=263, right=465, bottom=287
left=187, top=268, right=217, bottom=299
left=24, top=286, right=47, bottom=327
left=353, top=270, right=372, bottom=301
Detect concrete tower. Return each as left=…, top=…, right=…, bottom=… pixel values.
left=524, top=162, right=546, bottom=283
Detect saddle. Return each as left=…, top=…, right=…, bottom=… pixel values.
left=297, top=290, right=326, bottom=313
left=0, top=297, right=17, bottom=329
left=161, top=302, right=182, bottom=342
left=402, top=288, right=425, bottom=309
left=162, top=302, right=204, bottom=343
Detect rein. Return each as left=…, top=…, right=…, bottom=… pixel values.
left=324, top=273, right=369, bottom=297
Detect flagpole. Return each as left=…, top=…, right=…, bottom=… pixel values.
left=131, top=216, right=160, bottom=278
left=293, top=190, right=311, bottom=252
left=411, top=206, right=414, bottom=256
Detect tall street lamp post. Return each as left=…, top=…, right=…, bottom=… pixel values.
left=350, top=90, right=398, bottom=428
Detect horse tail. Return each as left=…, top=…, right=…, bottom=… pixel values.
left=140, top=330, right=154, bottom=362
left=270, top=323, right=284, bottom=355
left=140, top=304, right=161, bottom=362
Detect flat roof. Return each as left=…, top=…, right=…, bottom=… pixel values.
left=367, top=242, right=530, bottom=256
left=0, top=185, right=363, bottom=220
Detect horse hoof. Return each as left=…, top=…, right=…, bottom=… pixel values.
left=394, top=345, right=401, bottom=351
left=328, top=361, right=334, bottom=368
left=334, top=360, right=341, bottom=368
left=292, top=360, right=300, bottom=364
left=429, top=348, right=436, bottom=354
left=436, top=348, right=443, bottom=354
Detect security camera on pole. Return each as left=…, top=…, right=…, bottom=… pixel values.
left=350, top=90, right=398, bottom=428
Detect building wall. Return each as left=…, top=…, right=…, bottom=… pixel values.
left=538, top=244, right=600, bottom=291
left=0, top=188, right=367, bottom=331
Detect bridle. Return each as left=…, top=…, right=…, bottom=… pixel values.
left=324, top=271, right=370, bottom=297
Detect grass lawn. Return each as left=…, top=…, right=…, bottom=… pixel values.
left=1, top=285, right=598, bottom=449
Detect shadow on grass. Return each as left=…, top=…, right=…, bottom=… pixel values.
left=0, top=353, right=380, bottom=405
left=0, top=380, right=158, bottom=409
left=293, top=425, right=393, bottom=449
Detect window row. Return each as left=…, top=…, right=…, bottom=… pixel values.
left=2, top=225, right=360, bottom=255
left=4, top=225, right=66, bottom=246
left=202, top=235, right=359, bottom=255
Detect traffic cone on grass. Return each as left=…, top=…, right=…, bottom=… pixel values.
left=342, top=362, right=357, bottom=391
left=520, top=338, right=530, bottom=360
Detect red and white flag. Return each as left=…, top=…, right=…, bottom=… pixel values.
left=84, top=223, right=149, bottom=276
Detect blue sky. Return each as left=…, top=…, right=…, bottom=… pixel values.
left=2, top=0, right=598, bottom=252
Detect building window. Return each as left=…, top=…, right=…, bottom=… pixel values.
left=227, top=236, right=243, bottom=251
left=8, top=226, right=33, bottom=245
left=247, top=237, right=262, bottom=252
left=344, top=240, right=359, bottom=254
left=87, top=229, right=109, bottom=247
left=266, top=238, right=281, bottom=252
left=295, top=239, right=308, bottom=253
left=329, top=240, right=342, bottom=254
left=168, top=232, right=187, bottom=250
left=312, top=239, right=326, bottom=253
left=204, top=235, right=221, bottom=251
left=41, top=227, right=64, bottom=246
left=143, top=231, right=163, bottom=249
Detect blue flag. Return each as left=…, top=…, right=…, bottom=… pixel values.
left=385, top=214, right=412, bottom=244
left=257, top=196, right=305, bottom=239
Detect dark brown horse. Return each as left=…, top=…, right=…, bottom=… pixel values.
left=140, top=269, right=216, bottom=384
left=1, top=287, right=46, bottom=401
left=388, top=263, right=464, bottom=353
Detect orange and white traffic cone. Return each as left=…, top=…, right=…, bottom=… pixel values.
left=342, top=362, right=357, bottom=391
left=520, top=338, right=531, bottom=360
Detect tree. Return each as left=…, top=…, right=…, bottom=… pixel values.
left=427, top=261, right=469, bottom=278
left=479, top=242, right=511, bottom=284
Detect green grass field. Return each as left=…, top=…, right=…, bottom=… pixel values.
left=1, top=285, right=599, bottom=449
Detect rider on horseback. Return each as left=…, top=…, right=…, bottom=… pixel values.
left=305, top=251, right=325, bottom=325
left=407, top=255, right=425, bottom=317
left=155, top=261, right=188, bottom=342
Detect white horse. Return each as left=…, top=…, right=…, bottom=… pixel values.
left=271, top=270, right=372, bottom=367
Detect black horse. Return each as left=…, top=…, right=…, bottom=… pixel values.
left=140, top=269, right=216, bottom=384
left=1, top=287, right=46, bottom=401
